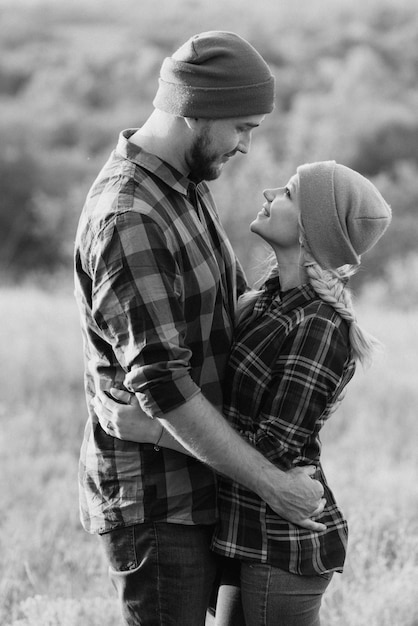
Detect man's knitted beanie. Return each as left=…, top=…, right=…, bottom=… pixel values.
left=153, top=31, right=275, bottom=118
left=297, top=161, right=392, bottom=269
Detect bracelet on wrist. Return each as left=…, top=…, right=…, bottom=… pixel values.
left=153, top=425, right=164, bottom=451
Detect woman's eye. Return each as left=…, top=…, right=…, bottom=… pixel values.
left=285, top=187, right=291, bottom=199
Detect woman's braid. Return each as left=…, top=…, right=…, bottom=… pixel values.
left=300, top=230, right=381, bottom=366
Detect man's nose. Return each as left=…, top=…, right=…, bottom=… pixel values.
left=238, top=135, right=251, bottom=154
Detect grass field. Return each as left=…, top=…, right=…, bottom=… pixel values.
left=1, top=282, right=417, bottom=626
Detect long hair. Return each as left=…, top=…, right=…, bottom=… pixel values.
left=235, top=251, right=277, bottom=325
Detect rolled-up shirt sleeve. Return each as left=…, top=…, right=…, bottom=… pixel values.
left=247, top=315, right=349, bottom=467
left=90, top=210, right=200, bottom=416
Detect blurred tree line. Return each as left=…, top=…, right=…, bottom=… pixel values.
left=1, top=0, right=417, bottom=294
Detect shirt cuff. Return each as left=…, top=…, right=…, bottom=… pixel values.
left=125, top=368, right=202, bottom=417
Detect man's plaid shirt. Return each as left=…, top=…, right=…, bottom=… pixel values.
left=74, top=129, right=246, bottom=534
left=212, top=277, right=356, bottom=576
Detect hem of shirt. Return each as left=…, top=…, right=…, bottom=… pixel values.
left=210, top=545, right=344, bottom=577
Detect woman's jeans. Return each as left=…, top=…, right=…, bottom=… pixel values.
left=215, top=560, right=332, bottom=626
left=99, top=522, right=217, bottom=626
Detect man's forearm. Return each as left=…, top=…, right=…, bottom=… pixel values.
left=110, top=389, right=324, bottom=529
left=156, top=392, right=326, bottom=531
left=159, top=392, right=275, bottom=495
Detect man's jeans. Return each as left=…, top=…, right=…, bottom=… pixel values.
left=99, top=522, right=217, bottom=626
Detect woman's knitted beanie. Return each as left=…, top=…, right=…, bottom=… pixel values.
left=297, top=161, right=392, bottom=269
left=153, top=31, right=275, bottom=118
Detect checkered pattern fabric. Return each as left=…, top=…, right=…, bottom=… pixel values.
left=212, top=281, right=356, bottom=575
left=74, top=129, right=246, bottom=533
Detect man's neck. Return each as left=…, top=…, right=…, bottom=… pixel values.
left=130, top=111, right=191, bottom=176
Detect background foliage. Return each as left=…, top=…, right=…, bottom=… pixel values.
left=1, top=0, right=418, bottom=294
left=1, top=0, right=418, bottom=625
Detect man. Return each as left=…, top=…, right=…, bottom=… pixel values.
left=74, top=31, right=325, bottom=626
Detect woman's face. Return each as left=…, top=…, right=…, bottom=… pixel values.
left=250, top=174, right=301, bottom=249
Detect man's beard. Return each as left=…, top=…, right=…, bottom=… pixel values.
left=187, top=127, right=224, bottom=182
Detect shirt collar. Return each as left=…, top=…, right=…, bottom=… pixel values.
left=274, top=283, right=318, bottom=315
left=115, top=129, right=191, bottom=197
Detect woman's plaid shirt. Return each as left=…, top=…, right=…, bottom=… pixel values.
left=74, top=130, right=246, bottom=534
left=212, top=277, right=356, bottom=575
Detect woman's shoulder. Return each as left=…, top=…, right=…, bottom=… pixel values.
left=299, top=298, right=350, bottom=345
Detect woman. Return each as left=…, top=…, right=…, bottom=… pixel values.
left=209, top=160, right=391, bottom=625
left=96, top=160, right=391, bottom=625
